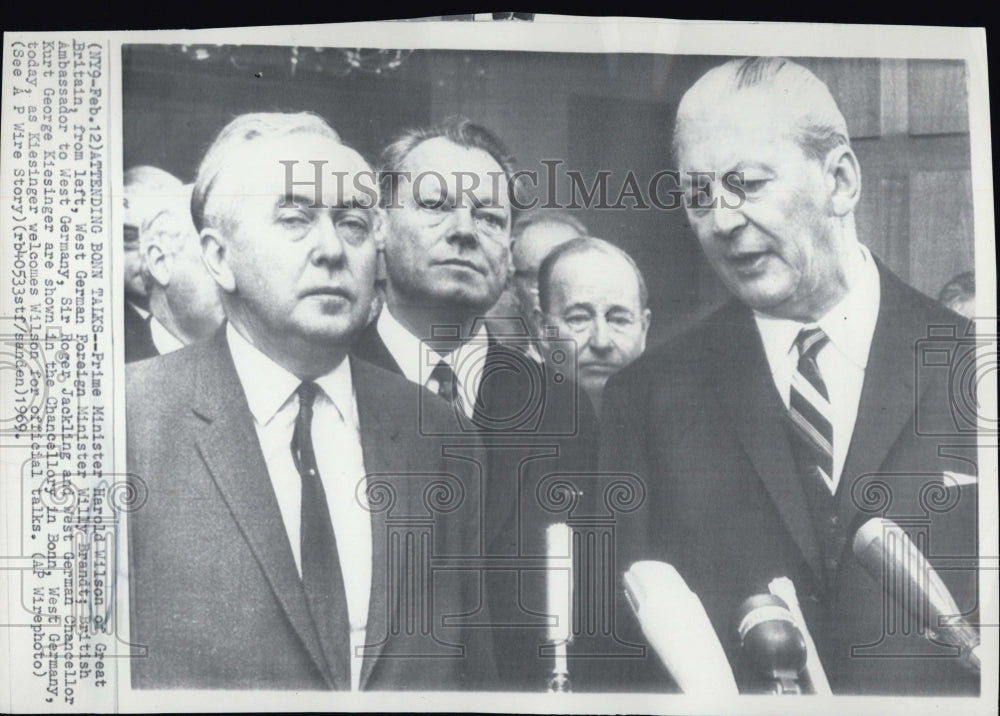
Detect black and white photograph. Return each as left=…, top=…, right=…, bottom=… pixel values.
left=0, top=16, right=995, bottom=714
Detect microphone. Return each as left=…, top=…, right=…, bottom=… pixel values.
left=546, top=523, right=573, bottom=693
left=852, top=518, right=980, bottom=673
left=736, top=594, right=807, bottom=694
left=623, top=561, right=739, bottom=695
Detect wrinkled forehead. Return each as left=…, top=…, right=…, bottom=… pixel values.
left=552, top=249, right=642, bottom=302
left=209, top=133, right=375, bottom=209
left=675, top=91, right=806, bottom=168
left=513, top=223, right=580, bottom=270
left=676, top=87, right=806, bottom=143
left=398, top=137, right=510, bottom=203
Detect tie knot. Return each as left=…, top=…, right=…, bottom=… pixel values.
left=428, top=360, right=457, bottom=402
left=795, top=328, right=829, bottom=361
left=296, top=381, right=320, bottom=411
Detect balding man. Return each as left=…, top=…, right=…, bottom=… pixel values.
left=602, top=58, right=978, bottom=695
left=138, top=184, right=224, bottom=354
left=126, top=112, right=492, bottom=690
left=123, top=166, right=184, bottom=362
left=489, top=210, right=588, bottom=358
left=537, top=237, right=650, bottom=415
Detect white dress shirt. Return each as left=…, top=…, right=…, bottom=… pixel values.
left=753, top=244, right=881, bottom=492
left=376, top=307, right=489, bottom=419
left=227, top=323, right=371, bottom=690
left=149, top=315, right=185, bottom=355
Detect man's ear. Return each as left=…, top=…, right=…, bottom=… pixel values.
left=533, top=307, right=550, bottom=343
left=639, top=307, right=652, bottom=351
left=825, top=145, right=861, bottom=217
left=201, top=228, right=236, bottom=293
left=372, top=207, right=387, bottom=251
left=143, top=233, right=172, bottom=288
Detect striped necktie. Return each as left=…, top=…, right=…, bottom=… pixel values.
left=787, top=328, right=835, bottom=493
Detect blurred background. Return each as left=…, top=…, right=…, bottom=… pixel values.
left=123, top=45, right=974, bottom=347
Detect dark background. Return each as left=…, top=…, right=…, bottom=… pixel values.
left=121, top=45, right=975, bottom=347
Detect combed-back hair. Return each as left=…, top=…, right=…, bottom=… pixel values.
left=674, top=57, right=850, bottom=162
left=537, top=236, right=648, bottom=314
left=191, top=112, right=341, bottom=233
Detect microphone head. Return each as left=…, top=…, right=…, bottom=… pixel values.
left=623, top=561, right=740, bottom=695
left=737, top=594, right=807, bottom=681
left=852, top=517, right=899, bottom=557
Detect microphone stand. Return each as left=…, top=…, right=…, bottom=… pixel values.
left=546, top=523, right=573, bottom=693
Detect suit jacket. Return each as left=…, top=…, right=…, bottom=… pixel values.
left=126, top=329, right=495, bottom=690
left=124, top=299, right=157, bottom=364
left=353, top=321, right=600, bottom=690
left=601, top=261, right=979, bottom=695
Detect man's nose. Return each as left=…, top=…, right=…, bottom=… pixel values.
left=589, top=318, right=613, bottom=352
left=311, top=214, right=346, bottom=265
left=449, top=207, right=478, bottom=242
left=707, top=200, right=748, bottom=237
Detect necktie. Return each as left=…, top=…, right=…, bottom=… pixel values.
left=291, top=381, right=351, bottom=687
left=428, top=359, right=459, bottom=405
left=787, top=328, right=835, bottom=493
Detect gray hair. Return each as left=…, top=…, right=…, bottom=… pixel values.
left=141, top=185, right=199, bottom=293
left=191, top=112, right=341, bottom=233
left=378, top=116, right=519, bottom=208
left=538, top=237, right=648, bottom=314
left=124, top=165, right=184, bottom=233
left=512, top=209, right=588, bottom=242
left=938, top=271, right=975, bottom=310
left=674, top=57, right=850, bottom=162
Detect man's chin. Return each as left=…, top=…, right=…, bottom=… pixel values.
left=299, top=316, right=366, bottom=345
left=726, top=276, right=795, bottom=314
left=432, top=285, right=499, bottom=316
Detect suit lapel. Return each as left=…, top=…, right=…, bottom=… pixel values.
left=353, top=321, right=404, bottom=376
left=352, top=358, right=404, bottom=690
left=838, top=266, right=920, bottom=518
left=709, top=303, right=823, bottom=582
left=191, top=331, right=335, bottom=688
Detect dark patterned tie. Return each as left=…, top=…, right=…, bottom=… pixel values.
left=291, top=381, right=350, bottom=687
left=429, top=359, right=458, bottom=405
left=787, top=328, right=835, bottom=492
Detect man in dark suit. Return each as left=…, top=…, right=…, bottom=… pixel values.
left=126, top=112, right=493, bottom=690
left=353, top=118, right=600, bottom=690
left=602, top=57, right=979, bottom=695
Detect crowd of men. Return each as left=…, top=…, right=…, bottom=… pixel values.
left=124, top=57, right=980, bottom=694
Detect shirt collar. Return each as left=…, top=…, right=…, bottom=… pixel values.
left=376, top=306, right=489, bottom=403
left=226, top=322, right=357, bottom=429
left=754, top=244, right=881, bottom=372
left=149, top=315, right=185, bottom=355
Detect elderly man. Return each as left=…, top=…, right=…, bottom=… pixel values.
left=490, top=210, right=588, bottom=357
left=123, top=166, right=184, bottom=362
left=126, top=112, right=492, bottom=691
left=602, top=58, right=978, bottom=695
left=353, top=117, right=598, bottom=690
left=537, top=237, right=650, bottom=415
left=138, top=184, right=224, bottom=354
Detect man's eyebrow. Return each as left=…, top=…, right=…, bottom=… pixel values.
left=331, top=198, right=376, bottom=210
left=562, top=302, right=596, bottom=314
left=607, top=305, right=637, bottom=317
left=277, top=191, right=325, bottom=208
left=473, top=195, right=508, bottom=210
left=276, top=194, right=376, bottom=210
